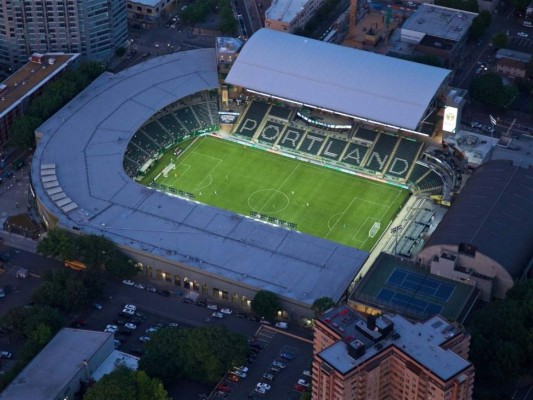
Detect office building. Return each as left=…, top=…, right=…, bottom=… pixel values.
left=313, top=305, right=475, bottom=400
left=0, top=0, right=127, bottom=70
left=265, top=0, right=325, bottom=33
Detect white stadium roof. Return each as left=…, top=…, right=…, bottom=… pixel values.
left=31, top=49, right=367, bottom=307
left=226, top=29, right=451, bottom=131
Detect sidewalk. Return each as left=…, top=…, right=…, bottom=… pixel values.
left=0, top=231, right=38, bottom=254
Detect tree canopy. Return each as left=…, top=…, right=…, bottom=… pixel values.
left=468, top=280, right=533, bottom=384
left=251, top=290, right=281, bottom=320
left=435, top=0, right=478, bottom=12
left=83, top=366, right=170, bottom=400
left=470, top=73, right=518, bottom=109
left=491, top=32, right=508, bottom=49
left=38, top=229, right=137, bottom=279
left=139, top=326, right=249, bottom=384
left=312, top=297, right=335, bottom=318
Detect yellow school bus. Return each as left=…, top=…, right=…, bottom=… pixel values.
left=64, top=260, right=86, bottom=271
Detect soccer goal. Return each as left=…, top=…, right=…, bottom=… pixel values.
left=369, top=222, right=381, bottom=238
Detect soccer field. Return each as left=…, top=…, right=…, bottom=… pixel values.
left=141, top=136, right=409, bottom=251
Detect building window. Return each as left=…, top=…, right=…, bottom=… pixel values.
left=192, top=281, right=200, bottom=292
left=241, top=295, right=250, bottom=307
left=231, top=293, right=239, bottom=303
left=174, top=275, right=181, bottom=286
left=202, top=284, right=208, bottom=294
left=183, top=277, right=190, bottom=289
left=156, top=269, right=163, bottom=280
left=213, top=288, right=221, bottom=298
left=222, top=290, right=229, bottom=300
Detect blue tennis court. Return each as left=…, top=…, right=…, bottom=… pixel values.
left=377, top=288, right=443, bottom=316
left=386, top=268, right=455, bottom=302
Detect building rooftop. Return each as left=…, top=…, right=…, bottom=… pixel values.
left=128, top=0, right=162, bottom=6
left=266, top=0, right=307, bottom=23
left=0, top=53, right=79, bottom=117
left=495, top=48, right=532, bottom=63
left=225, top=29, right=451, bottom=132
left=31, top=49, right=367, bottom=307
left=92, top=350, right=139, bottom=381
left=216, top=37, right=243, bottom=54
left=402, top=4, right=477, bottom=42
left=0, top=328, right=112, bottom=400
left=444, top=131, right=498, bottom=167
left=317, top=305, right=471, bottom=380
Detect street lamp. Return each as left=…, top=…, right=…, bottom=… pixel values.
left=390, top=225, right=403, bottom=255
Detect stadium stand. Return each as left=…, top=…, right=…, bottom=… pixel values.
left=365, top=133, right=399, bottom=172
left=258, top=122, right=285, bottom=144
left=386, top=138, right=423, bottom=179
left=299, top=132, right=327, bottom=155
left=320, top=137, right=349, bottom=161
left=417, top=169, right=444, bottom=195
left=269, top=104, right=292, bottom=120
left=174, top=107, right=200, bottom=132
left=407, top=162, right=430, bottom=185
left=355, top=126, right=379, bottom=142
left=278, top=126, right=305, bottom=150
left=190, top=103, right=212, bottom=128
left=340, top=142, right=369, bottom=167
left=157, top=113, right=185, bottom=140
left=235, top=100, right=270, bottom=138
left=132, top=132, right=159, bottom=154
left=208, top=101, right=219, bottom=124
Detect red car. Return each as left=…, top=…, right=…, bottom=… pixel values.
left=217, top=384, right=232, bottom=393
left=294, top=384, right=307, bottom=392
left=227, top=374, right=240, bottom=383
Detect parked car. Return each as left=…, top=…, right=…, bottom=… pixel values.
left=207, top=304, right=218, bottom=311
left=146, top=327, right=159, bottom=334
left=212, top=312, right=224, bottom=319
left=217, top=384, right=232, bottom=393
left=294, top=384, right=307, bottom=392
left=298, top=379, right=310, bottom=387
left=124, top=323, right=137, bottom=330
left=121, top=308, right=135, bottom=316
left=256, top=382, right=271, bottom=391
left=275, top=322, right=288, bottom=329
left=270, top=366, right=281, bottom=373
left=124, top=304, right=136, bottom=311
left=220, top=308, right=233, bottom=315
left=92, top=303, right=103, bottom=310
left=263, top=373, right=274, bottom=381
left=280, top=351, right=295, bottom=360
left=168, top=322, right=179, bottom=327
left=195, top=300, right=207, bottom=307
left=182, top=298, right=194, bottom=304
left=303, top=369, right=312, bottom=377
left=122, top=279, right=135, bottom=286
left=227, top=374, right=240, bottom=383
left=0, top=351, right=12, bottom=359
left=254, top=387, right=267, bottom=395
left=518, top=31, right=529, bottom=37
left=134, top=283, right=145, bottom=290
left=139, top=336, right=151, bottom=342
left=272, top=361, right=286, bottom=369
left=145, top=286, right=157, bottom=293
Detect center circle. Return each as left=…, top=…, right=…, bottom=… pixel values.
left=248, top=189, right=290, bottom=214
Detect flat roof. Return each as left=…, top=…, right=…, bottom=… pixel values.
left=129, top=0, right=162, bottom=6
left=0, top=328, right=113, bottom=400
left=402, top=4, right=477, bottom=42
left=31, top=49, right=367, bottom=307
left=495, top=48, right=532, bottom=63
left=0, top=53, right=79, bottom=117
left=92, top=350, right=139, bottom=381
left=225, top=29, right=451, bottom=131
left=318, top=305, right=471, bottom=381
left=265, top=0, right=307, bottom=23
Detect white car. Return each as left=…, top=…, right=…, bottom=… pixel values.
left=212, top=312, right=224, bottom=319
left=256, top=382, right=271, bottom=391
left=272, top=361, right=286, bottom=369
left=298, top=379, right=310, bottom=387
left=105, top=325, right=118, bottom=333
left=275, top=322, right=288, bottom=329
left=303, top=370, right=312, bottom=377
left=234, top=366, right=249, bottom=373
left=0, top=351, right=12, bottom=359
left=518, top=32, right=529, bottom=38
left=139, top=336, right=151, bottom=342
left=255, top=387, right=267, bottom=394
left=146, top=327, right=159, bottom=334
left=232, top=369, right=247, bottom=378
left=134, top=283, right=145, bottom=290
left=220, top=308, right=233, bottom=315
left=122, top=279, right=135, bottom=286
left=124, top=323, right=137, bottom=330
left=207, top=304, right=218, bottom=310
left=122, top=308, right=135, bottom=316
left=124, top=304, right=137, bottom=311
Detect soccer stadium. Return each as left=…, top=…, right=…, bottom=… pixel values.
left=30, top=29, right=458, bottom=321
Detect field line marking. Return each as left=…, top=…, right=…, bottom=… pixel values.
left=191, top=151, right=223, bottom=164
left=193, top=159, right=222, bottom=193
left=325, top=195, right=359, bottom=239
left=258, top=164, right=300, bottom=213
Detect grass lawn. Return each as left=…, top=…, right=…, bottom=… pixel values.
left=140, top=136, right=409, bottom=251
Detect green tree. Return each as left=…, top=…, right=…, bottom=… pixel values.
left=526, top=56, right=533, bottom=78
left=84, top=366, right=170, bottom=400
left=468, top=280, right=533, bottom=384
left=8, top=115, right=42, bottom=148
left=478, top=10, right=491, bottom=26
left=511, top=0, right=530, bottom=11
left=470, top=16, right=487, bottom=39
left=491, top=32, right=508, bottom=49
left=140, top=326, right=249, bottom=385
left=470, top=73, right=518, bottom=109
left=300, top=392, right=312, bottom=400
left=410, top=55, right=444, bottom=68
left=312, top=297, right=335, bottom=318
left=251, top=290, right=281, bottom=320
left=37, top=228, right=76, bottom=259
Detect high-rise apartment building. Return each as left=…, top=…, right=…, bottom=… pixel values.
left=313, top=305, right=475, bottom=400
left=0, top=0, right=127, bottom=69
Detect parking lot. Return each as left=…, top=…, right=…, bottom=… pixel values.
left=209, top=325, right=313, bottom=400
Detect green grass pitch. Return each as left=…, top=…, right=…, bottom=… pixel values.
left=140, top=136, right=410, bottom=251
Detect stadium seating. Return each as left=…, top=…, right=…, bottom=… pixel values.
left=299, top=132, right=326, bottom=155
left=235, top=100, right=270, bottom=138
left=365, top=133, right=399, bottom=172
left=320, top=137, right=349, bottom=161
left=174, top=107, right=200, bottom=132
left=190, top=103, right=212, bottom=128
left=385, top=138, right=423, bottom=179
left=407, top=162, right=430, bottom=184
left=269, top=104, right=292, bottom=120
left=278, top=126, right=305, bottom=150
left=355, top=126, right=378, bottom=142
left=417, top=169, right=444, bottom=194
left=208, top=101, right=218, bottom=125
left=340, top=142, right=369, bottom=167
left=132, top=132, right=159, bottom=154
left=258, top=121, right=285, bottom=144
left=141, top=121, right=171, bottom=148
